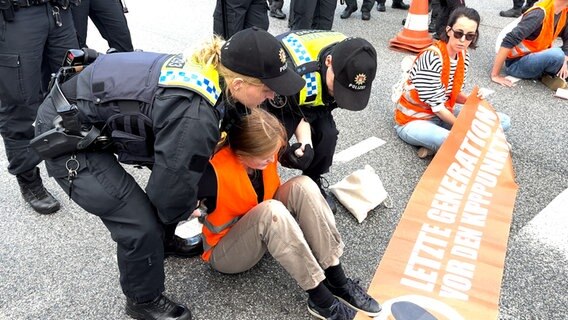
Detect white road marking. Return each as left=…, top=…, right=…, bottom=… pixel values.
left=333, top=136, right=386, bottom=163
left=521, top=188, right=568, bottom=257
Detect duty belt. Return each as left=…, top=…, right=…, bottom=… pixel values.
left=11, top=0, right=49, bottom=7
left=10, top=0, right=75, bottom=8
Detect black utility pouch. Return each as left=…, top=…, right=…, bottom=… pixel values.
left=106, top=113, right=154, bottom=165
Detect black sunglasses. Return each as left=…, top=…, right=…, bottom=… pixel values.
left=451, top=28, right=477, bottom=41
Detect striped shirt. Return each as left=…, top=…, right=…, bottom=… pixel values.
left=408, top=50, right=470, bottom=113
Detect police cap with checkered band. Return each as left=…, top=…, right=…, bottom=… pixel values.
left=331, top=37, right=377, bottom=111
left=221, top=27, right=305, bottom=97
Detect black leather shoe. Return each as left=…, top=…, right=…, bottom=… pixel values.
left=324, top=278, right=382, bottom=317
left=164, top=234, right=204, bottom=258
left=340, top=5, right=357, bottom=19
left=499, top=8, right=522, bottom=17
left=313, top=176, right=337, bottom=214
left=376, top=3, right=385, bottom=11
left=270, top=8, right=286, bottom=19
left=17, top=168, right=60, bottom=215
left=391, top=1, right=409, bottom=10
left=428, top=19, right=437, bottom=33
left=323, top=190, right=337, bottom=214
left=361, top=11, right=371, bottom=20
left=126, top=294, right=192, bottom=320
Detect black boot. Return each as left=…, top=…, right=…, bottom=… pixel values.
left=270, top=8, right=286, bottom=19
left=17, top=168, right=60, bottom=215
left=340, top=5, right=357, bottom=19
left=499, top=7, right=522, bottom=18
left=362, top=11, right=371, bottom=20
left=392, top=0, right=409, bottom=10
left=313, top=176, right=337, bottom=214
left=429, top=16, right=438, bottom=33
left=376, top=2, right=386, bottom=11
left=126, top=294, right=192, bottom=320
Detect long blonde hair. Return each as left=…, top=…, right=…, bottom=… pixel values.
left=226, top=108, right=286, bottom=159
left=189, top=36, right=263, bottom=97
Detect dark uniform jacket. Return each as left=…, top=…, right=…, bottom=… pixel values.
left=36, top=52, right=221, bottom=223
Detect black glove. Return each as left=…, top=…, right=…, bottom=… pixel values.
left=279, top=143, right=314, bottom=170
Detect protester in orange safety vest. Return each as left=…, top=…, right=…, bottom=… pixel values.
left=491, top=0, right=568, bottom=90
left=394, top=7, right=511, bottom=158
left=193, top=107, right=381, bottom=320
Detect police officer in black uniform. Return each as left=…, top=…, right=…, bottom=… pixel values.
left=70, top=0, right=133, bottom=52
left=268, top=31, right=378, bottom=214
left=33, top=28, right=304, bottom=320
left=0, top=0, right=79, bottom=215
left=289, top=0, right=337, bottom=30
left=213, top=0, right=269, bottom=39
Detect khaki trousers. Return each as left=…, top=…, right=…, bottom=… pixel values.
left=209, top=175, right=344, bottom=290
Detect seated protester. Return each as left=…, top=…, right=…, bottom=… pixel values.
left=491, top=0, right=568, bottom=89
left=394, top=7, right=511, bottom=158
left=33, top=28, right=304, bottom=320
left=266, top=31, right=378, bottom=213
left=194, top=107, right=381, bottom=320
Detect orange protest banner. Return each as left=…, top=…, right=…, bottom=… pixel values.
left=359, top=89, right=518, bottom=320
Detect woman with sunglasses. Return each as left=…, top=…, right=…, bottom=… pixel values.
left=193, top=107, right=381, bottom=319
left=393, top=7, right=511, bottom=158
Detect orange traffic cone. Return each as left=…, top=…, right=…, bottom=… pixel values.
left=389, top=0, right=433, bottom=54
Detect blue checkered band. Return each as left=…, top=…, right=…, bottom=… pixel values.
left=304, top=72, right=318, bottom=97
left=283, top=34, right=313, bottom=64
left=159, top=70, right=220, bottom=102
left=283, top=34, right=318, bottom=98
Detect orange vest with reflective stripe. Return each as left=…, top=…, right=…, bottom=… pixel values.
left=394, top=41, right=465, bottom=126
left=201, top=146, right=280, bottom=261
left=508, top=0, right=567, bottom=59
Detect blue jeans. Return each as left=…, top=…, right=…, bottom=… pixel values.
left=505, top=47, right=565, bottom=79
left=395, top=105, right=511, bottom=151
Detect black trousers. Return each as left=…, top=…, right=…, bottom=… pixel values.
left=290, top=0, right=336, bottom=30
left=0, top=4, right=78, bottom=176
left=35, top=94, right=176, bottom=302
left=344, top=0, right=375, bottom=12
left=376, top=0, right=405, bottom=5
left=434, top=0, right=465, bottom=37
left=273, top=106, right=339, bottom=181
left=70, top=0, right=133, bottom=52
left=213, top=0, right=269, bottom=39
left=269, top=0, right=284, bottom=10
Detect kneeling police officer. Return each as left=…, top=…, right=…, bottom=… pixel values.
left=267, top=30, right=378, bottom=213
left=33, top=27, right=304, bottom=320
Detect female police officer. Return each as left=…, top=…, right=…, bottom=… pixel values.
left=33, top=27, right=304, bottom=320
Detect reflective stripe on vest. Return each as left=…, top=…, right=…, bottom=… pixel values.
left=395, top=41, right=465, bottom=126
left=158, top=54, right=221, bottom=106
left=280, top=31, right=347, bottom=107
left=508, top=0, right=568, bottom=59
left=201, top=147, right=281, bottom=261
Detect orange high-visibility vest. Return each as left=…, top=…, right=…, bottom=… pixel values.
left=201, top=146, right=280, bottom=261
left=394, top=41, right=465, bottom=126
left=509, top=0, right=567, bottom=59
